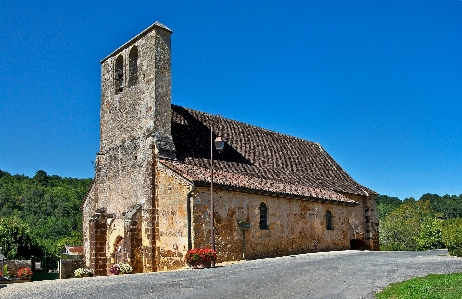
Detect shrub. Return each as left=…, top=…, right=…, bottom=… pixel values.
left=379, top=200, right=443, bottom=251
left=417, top=218, right=444, bottom=250
left=2, top=264, right=14, bottom=278
left=73, top=268, right=92, bottom=278
left=119, top=263, right=132, bottom=274
left=16, top=267, right=33, bottom=279
left=110, top=264, right=120, bottom=275
left=442, top=218, right=462, bottom=257
left=110, top=263, right=132, bottom=275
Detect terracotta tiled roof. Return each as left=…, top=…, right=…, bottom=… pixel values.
left=161, top=159, right=356, bottom=204
left=160, top=105, right=375, bottom=203
left=63, top=245, right=84, bottom=255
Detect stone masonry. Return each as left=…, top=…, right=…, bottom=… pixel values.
left=83, top=21, right=379, bottom=275
left=83, top=22, right=175, bottom=274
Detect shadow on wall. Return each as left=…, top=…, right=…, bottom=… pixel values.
left=171, top=105, right=252, bottom=165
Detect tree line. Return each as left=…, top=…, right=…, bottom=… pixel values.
left=1, top=168, right=461, bottom=263
left=0, top=169, right=91, bottom=265
left=378, top=193, right=462, bottom=251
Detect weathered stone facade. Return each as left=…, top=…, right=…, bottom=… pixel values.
left=83, top=22, right=379, bottom=275
left=156, top=166, right=378, bottom=270
left=83, top=22, right=175, bottom=274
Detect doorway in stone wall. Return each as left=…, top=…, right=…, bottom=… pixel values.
left=114, top=236, right=124, bottom=264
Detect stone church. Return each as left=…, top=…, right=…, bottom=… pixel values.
left=82, top=22, right=379, bottom=275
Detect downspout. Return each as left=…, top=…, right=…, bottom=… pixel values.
left=187, top=183, right=196, bottom=251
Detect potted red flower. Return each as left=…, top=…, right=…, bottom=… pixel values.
left=185, top=248, right=217, bottom=269
left=16, top=267, right=33, bottom=280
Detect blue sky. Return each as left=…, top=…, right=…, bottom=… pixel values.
left=1, top=1, right=461, bottom=200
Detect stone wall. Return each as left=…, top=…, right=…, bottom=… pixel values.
left=94, top=137, right=155, bottom=273
left=99, top=23, right=175, bottom=158
left=88, top=209, right=108, bottom=276
left=59, top=259, right=86, bottom=279
left=155, top=163, right=192, bottom=271
left=83, top=23, right=174, bottom=275
left=82, top=180, right=97, bottom=269
left=155, top=164, right=376, bottom=268
left=0, top=260, right=31, bottom=274
left=190, top=187, right=371, bottom=262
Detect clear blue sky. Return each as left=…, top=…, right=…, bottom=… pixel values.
left=1, top=1, right=461, bottom=200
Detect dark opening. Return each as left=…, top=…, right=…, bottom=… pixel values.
left=259, top=202, right=268, bottom=229
left=350, top=239, right=367, bottom=250
left=128, top=46, right=138, bottom=87
left=115, top=55, right=124, bottom=94
left=326, top=210, right=333, bottom=230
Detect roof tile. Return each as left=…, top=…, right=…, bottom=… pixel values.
left=160, top=105, right=375, bottom=203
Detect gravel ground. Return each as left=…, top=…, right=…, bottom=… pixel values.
left=1, top=249, right=461, bottom=299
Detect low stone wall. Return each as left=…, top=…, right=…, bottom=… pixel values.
left=0, top=260, right=32, bottom=273
left=59, top=259, right=86, bottom=279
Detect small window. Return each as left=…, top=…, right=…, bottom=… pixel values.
left=128, top=46, right=138, bottom=87
left=326, top=210, right=333, bottom=230
left=259, top=202, right=268, bottom=229
left=115, top=55, right=124, bottom=94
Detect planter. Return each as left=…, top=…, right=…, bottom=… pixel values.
left=0, top=279, right=31, bottom=284
left=190, top=260, right=212, bottom=269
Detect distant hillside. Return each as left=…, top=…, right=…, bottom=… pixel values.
left=0, top=169, right=91, bottom=260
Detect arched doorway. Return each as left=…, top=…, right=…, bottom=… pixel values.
left=114, top=236, right=124, bottom=264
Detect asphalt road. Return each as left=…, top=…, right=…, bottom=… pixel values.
left=1, top=249, right=462, bottom=299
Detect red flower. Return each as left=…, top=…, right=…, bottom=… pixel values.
left=16, top=267, right=33, bottom=279
left=185, top=248, right=217, bottom=263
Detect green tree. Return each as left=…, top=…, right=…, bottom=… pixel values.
left=379, top=200, right=438, bottom=251
left=377, top=195, right=402, bottom=220
left=417, top=217, right=444, bottom=250
left=442, top=218, right=462, bottom=257
left=0, top=169, right=90, bottom=262
left=420, top=193, right=462, bottom=219
left=0, top=216, right=44, bottom=259
left=33, top=170, right=50, bottom=187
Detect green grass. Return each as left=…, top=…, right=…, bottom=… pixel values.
left=375, top=272, right=462, bottom=299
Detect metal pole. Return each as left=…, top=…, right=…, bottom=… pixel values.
left=210, top=125, right=215, bottom=267
left=242, top=229, right=246, bottom=260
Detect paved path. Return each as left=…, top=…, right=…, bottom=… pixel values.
left=1, top=250, right=462, bottom=299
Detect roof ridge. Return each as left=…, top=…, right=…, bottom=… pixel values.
left=101, top=21, right=172, bottom=63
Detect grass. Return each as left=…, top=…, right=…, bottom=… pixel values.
left=375, top=272, right=462, bottom=299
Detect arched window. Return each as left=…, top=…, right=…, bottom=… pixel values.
left=128, top=46, right=138, bottom=87
left=259, top=202, right=268, bottom=229
left=114, top=55, right=124, bottom=94
left=326, top=210, right=333, bottom=230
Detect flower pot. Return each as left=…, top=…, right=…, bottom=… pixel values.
left=190, top=260, right=212, bottom=269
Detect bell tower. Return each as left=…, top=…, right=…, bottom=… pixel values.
left=83, top=22, right=175, bottom=275
left=99, top=21, right=175, bottom=158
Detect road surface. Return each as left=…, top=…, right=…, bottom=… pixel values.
left=1, top=249, right=461, bottom=299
